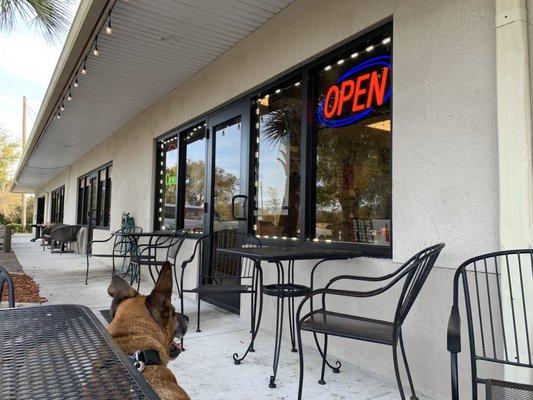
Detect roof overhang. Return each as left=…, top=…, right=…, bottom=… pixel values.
left=12, top=0, right=293, bottom=193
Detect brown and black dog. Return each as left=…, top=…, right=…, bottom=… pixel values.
left=107, top=261, right=190, bottom=400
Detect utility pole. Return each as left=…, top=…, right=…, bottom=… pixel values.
left=21, top=96, right=27, bottom=231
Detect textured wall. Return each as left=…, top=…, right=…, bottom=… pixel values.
left=35, top=0, right=502, bottom=397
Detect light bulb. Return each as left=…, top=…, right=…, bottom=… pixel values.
left=61, top=103, right=65, bottom=111
left=74, top=78, right=79, bottom=88
left=106, top=19, right=112, bottom=35
left=94, top=47, right=99, bottom=56
left=67, top=92, right=72, bottom=101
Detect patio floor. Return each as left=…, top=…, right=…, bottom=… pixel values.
left=9, top=234, right=434, bottom=400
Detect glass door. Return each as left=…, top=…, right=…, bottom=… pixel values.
left=203, top=101, right=251, bottom=312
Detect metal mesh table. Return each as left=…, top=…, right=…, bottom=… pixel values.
left=0, top=304, right=159, bottom=399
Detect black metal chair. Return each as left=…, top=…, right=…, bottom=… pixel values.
left=447, top=249, right=533, bottom=399
left=129, top=229, right=189, bottom=291
left=179, top=230, right=262, bottom=334
left=85, top=226, right=143, bottom=285
left=296, top=243, right=445, bottom=400
left=0, top=266, right=15, bottom=308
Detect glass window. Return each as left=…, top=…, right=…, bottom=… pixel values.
left=155, top=135, right=178, bottom=230
left=182, top=124, right=206, bottom=233
left=77, top=163, right=112, bottom=228
left=253, top=79, right=302, bottom=238
left=314, top=33, right=392, bottom=246
left=50, top=186, right=64, bottom=223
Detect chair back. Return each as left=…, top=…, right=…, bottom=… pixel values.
left=0, top=266, right=15, bottom=308
left=394, top=243, right=445, bottom=326
left=453, top=249, right=533, bottom=370
left=199, top=230, right=261, bottom=286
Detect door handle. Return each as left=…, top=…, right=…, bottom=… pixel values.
left=231, top=195, right=247, bottom=221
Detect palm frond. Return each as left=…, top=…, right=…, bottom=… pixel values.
left=0, top=0, right=73, bottom=43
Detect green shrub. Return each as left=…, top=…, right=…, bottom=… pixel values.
left=6, top=223, right=23, bottom=233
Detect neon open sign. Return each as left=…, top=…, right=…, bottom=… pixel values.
left=317, top=55, right=391, bottom=128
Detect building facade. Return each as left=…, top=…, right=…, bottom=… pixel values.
left=13, top=0, right=533, bottom=398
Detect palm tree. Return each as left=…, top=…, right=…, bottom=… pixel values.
left=0, top=0, right=72, bottom=42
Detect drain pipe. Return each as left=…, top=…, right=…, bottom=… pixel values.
left=495, top=0, right=533, bottom=385
left=495, top=0, right=533, bottom=249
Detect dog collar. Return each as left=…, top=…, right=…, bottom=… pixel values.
left=128, top=349, right=162, bottom=373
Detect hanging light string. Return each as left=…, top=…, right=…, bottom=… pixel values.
left=52, top=0, right=123, bottom=121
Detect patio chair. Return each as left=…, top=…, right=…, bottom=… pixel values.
left=447, top=249, right=533, bottom=400
left=179, top=230, right=262, bottom=333
left=296, top=243, right=445, bottom=400
left=85, top=226, right=143, bottom=285
left=128, top=229, right=189, bottom=291
left=50, top=225, right=81, bottom=254
left=0, top=265, right=15, bottom=308
left=41, top=223, right=65, bottom=251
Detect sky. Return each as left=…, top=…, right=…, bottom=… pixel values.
left=0, top=1, right=80, bottom=142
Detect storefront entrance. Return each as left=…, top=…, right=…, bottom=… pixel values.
left=201, top=102, right=251, bottom=312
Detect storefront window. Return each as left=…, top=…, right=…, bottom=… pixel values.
left=254, top=79, right=302, bottom=238
left=314, top=33, right=392, bottom=246
left=183, top=124, right=206, bottom=233
left=50, top=186, right=64, bottom=223
left=77, top=163, right=112, bottom=228
left=155, top=135, right=178, bottom=230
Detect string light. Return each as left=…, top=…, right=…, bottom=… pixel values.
left=324, top=65, right=331, bottom=71
left=337, top=59, right=344, bottom=65
left=60, top=103, right=65, bottom=111
left=351, top=52, right=359, bottom=58
left=106, top=15, right=112, bottom=35
left=382, top=37, right=391, bottom=44
left=93, top=39, right=100, bottom=56
left=67, top=90, right=72, bottom=101
left=366, top=45, right=374, bottom=52
left=74, top=76, right=79, bottom=88
left=81, top=58, right=87, bottom=75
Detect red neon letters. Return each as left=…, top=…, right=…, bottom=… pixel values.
left=323, top=67, right=389, bottom=119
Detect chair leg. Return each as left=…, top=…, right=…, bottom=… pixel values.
left=297, top=316, right=305, bottom=400
left=393, top=343, right=407, bottom=400
left=318, top=334, right=328, bottom=385
left=399, top=332, right=418, bottom=400
left=180, top=291, right=185, bottom=351
left=85, top=254, right=90, bottom=285
left=196, top=294, right=201, bottom=333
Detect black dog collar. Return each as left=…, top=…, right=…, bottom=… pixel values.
left=128, top=349, right=161, bottom=372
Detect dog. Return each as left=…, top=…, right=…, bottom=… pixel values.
left=107, top=261, right=190, bottom=400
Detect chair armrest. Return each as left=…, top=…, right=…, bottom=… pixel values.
left=179, top=234, right=209, bottom=270
left=447, top=305, right=461, bottom=353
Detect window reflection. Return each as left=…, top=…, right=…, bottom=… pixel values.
left=183, top=124, right=206, bottom=233
left=254, top=80, right=302, bottom=237
left=213, top=117, right=241, bottom=232
left=315, top=36, right=392, bottom=246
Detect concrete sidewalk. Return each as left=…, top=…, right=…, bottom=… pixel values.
left=11, top=234, right=432, bottom=400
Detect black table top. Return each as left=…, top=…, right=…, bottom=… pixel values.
left=112, top=230, right=174, bottom=237
left=218, top=245, right=362, bottom=262
left=0, top=304, right=159, bottom=399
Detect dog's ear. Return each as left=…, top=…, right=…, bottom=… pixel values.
left=108, top=275, right=137, bottom=319
left=146, top=261, right=173, bottom=325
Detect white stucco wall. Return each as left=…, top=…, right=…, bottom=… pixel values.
left=34, top=0, right=508, bottom=398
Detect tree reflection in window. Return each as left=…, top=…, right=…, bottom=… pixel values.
left=254, top=80, right=302, bottom=238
